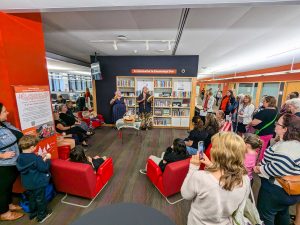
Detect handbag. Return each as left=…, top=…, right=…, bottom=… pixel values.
left=232, top=179, right=263, bottom=225
left=276, top=176, right=300, bottom=195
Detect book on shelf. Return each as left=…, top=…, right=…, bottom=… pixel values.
left=172, top=109, right=190, bottom=116
left=154, top=99, right=171, bottom=107
left=172, top=91, right=191, bottom=98
left=117, top=79, right=134, bottom=87
left=154, top=118, right=170, bottom=126
left=154, top=80, right=172, bottom=88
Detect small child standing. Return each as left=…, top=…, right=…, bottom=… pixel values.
left=243, top=133, right=263, bottom=181
left=16, top=135, right=52, bottom=223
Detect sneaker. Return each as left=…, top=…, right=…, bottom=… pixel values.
left=38, top=211, right=52, bottom=223
left=139, top=169, right=147, bottom=175
left=29, top=213, right=37, bottom=220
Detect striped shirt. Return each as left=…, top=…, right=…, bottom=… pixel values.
left=0, top=122, right=21, bottom=166
left=260, top=141, right=300, bottom=182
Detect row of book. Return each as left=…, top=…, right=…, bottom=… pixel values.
left=154, top=100, right=171, bottom=107
left=172, top=91, right=191, bottom=98
left=122, top=92, right=135, bottom=97
left=117, top=80, right=134, bottom=87
left=172, top=109, right=190, bottom=116
left=154, top=80, right=172, bottom=88
left=154, top=109, right=171, bottom=116
left=153, top=118, right=171, bottom=126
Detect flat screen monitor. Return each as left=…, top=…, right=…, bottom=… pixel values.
left=91, top=62, right=103, bottom=80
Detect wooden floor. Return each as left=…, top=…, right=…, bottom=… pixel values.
left=5, top=127, right=191, bottom=225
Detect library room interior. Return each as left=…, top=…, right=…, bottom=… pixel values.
left=1, top=1, right=300, bottom=225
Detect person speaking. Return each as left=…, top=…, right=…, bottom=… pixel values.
left=137, top=87, right=153, bottom=130
left=110, top=90, right=127, bottom=124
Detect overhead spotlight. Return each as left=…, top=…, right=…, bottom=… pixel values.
left=117, top=35, right=127, bottom=40
left=146, top=41, right=149, bottom=51
left=133, top=50, right=138, bottom=54
left=113, top=41, right=118, bottom=51
left=168, top=41, right=171, bottom=51
left=157, top=49, right=165, bottom=52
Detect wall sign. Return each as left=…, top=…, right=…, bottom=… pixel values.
left=14, top=85, right=58, bottom=158
left=131, top=69, right=177, bottom=75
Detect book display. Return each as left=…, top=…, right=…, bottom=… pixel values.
left=116, top=76, right=195, bottom=128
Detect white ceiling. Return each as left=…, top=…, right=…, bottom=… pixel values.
left=3, top=1, right=300, bottom=77
left=46, top=58, right=90, bottom=75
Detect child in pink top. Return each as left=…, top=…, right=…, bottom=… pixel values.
left=244, top=134, right=263, bottom=180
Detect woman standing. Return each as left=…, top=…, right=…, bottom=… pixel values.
left=202, top=91, right=215, bottom=113
left=254, top=114, right=300, bottom=225
left=219, top=90, right=235, bottom=115
left=85, top=88, right=92, bottom=110
left=0, top=103, right=24, bottom=221
left=237, top=94, right=255, bottom=135
left=110, top=90, right=126, bottom=124
left=181, top=132, right=250, bottom=225
left=248, top=96, right=278, bottom=162
left=137, top=87, right=153, bottom=130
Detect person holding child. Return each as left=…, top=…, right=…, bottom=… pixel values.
left=16, top=135, right=52, bottom=223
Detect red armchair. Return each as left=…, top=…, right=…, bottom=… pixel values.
left=146, top=158, right=190, bottom=204
left=77, top=111, right=102, bottom=129
left=51, top=157, right=114, bottom=207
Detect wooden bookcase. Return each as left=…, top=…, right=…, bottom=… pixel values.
left=116, top=76, right=196, bottom=129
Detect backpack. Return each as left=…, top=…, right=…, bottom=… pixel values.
left=19, top=183, right=56, bottom=213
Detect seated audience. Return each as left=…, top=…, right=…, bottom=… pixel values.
left=56, top=95, right=66, bottom=104
left=181, top=132, right=250, bottom=225
left=56, top=133, right=76, bottom=149
left=66, top=101, right=76, bottom=116
left=58, top=105, right=90, bottom=132
left=184, top=116, right=209, bottom=155
left=215, top=110, right=225, bottom=130
left=69, top=146, right=107, bottom=172
left=16, top=135, right=52, bottom=222
left=76, top=93, right=86, bottom=112
left=237, top=94, right=255, bottom=135
left=53, top=111, right=89, bottom=147
left=243, top=133, right=262, bottom=182
left=254, top=113, right=300, bottom=225
left=286, top=98, right=300, bottom=117
left=139, top=138, right=189, bottom=174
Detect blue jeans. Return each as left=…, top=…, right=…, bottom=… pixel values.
left=186, top=146, right=198, bottom=155
left=258, top=178, right=300, bottom=225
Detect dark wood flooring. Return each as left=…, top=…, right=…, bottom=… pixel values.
left=5, top=127, right=191, bottom=225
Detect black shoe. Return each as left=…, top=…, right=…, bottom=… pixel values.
left=29, top=213, right=37, bottom=220
left=37, top=210, right=52, bottom=223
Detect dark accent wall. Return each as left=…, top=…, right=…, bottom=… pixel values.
left=90, top=55, right=199, bottom=123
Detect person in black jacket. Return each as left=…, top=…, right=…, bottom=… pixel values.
left=139, top=138, right=189, bottom=174
left=16, top=135, right=52, bottom=223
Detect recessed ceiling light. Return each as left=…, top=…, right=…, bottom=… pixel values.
left=157, top=49, right=165, bottom=52
left=133, top=50, right=138, bottom=53
left=117, top=35, right=127, bottom=40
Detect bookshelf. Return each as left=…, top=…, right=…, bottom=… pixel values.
left=116, top=76, right=196, bottom=128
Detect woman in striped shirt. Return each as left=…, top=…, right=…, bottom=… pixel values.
left=254, top=113, right=300, bottom=225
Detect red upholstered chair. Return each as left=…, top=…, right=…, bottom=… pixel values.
left=51, top=157, right=114, bottom=208
left=146, top=158, right=190, bottom=204
left=57, top=145, right=71, bottom=160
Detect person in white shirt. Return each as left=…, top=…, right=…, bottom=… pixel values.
left=181, top=132, right=250, bottom=225
left=202, top=91, right=215, bottom=113
left=237, top=94, right=255, bottom=135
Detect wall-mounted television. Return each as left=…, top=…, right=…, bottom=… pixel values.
left=91, top=62, right=103, bottom=80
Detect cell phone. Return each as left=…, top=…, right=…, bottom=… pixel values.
left=198, top=141, right=204, bottom=159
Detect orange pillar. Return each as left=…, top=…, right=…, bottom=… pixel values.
left=0, top=12, right=57, bottom=158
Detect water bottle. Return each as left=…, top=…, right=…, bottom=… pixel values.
left=198, top=141, right=204, bottom=159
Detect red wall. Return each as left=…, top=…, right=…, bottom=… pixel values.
left=0, top=12, right=49, bottom=127
left=0, top=12, right=57, bottom=158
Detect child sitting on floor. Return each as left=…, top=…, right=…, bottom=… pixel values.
left=69, top=145, right=107, bottom=172
left=16, top=135, right=52, bottom=223
left=243, top=133, right=262, bottom=182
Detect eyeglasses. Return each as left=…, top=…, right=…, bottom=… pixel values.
left=275, top=122, right=284, bottom=127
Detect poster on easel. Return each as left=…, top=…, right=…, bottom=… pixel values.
left=14, top=85, right=58, bottom=158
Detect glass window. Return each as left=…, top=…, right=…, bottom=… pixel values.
left=237, top=83, right=257, bottom=100
left=260, top=82, right=280, bottom=100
